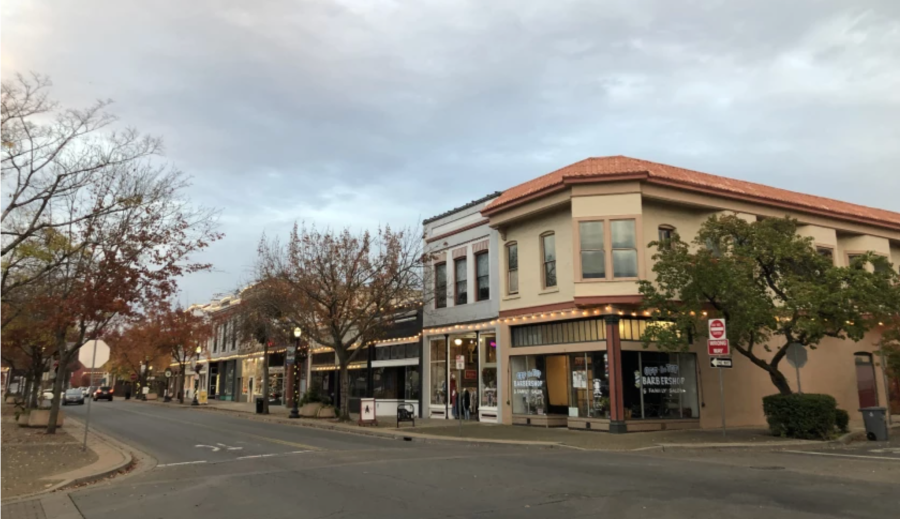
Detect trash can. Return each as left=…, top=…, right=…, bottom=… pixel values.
left=255, top=397, right=265, bottom=414
left=859, top=407, right=889, bottom=441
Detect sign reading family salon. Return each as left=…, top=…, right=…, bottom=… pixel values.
left=637, top=363, right=687, bottom=395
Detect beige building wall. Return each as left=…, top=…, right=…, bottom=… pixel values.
left=490, top=180, right=898, bottom=430
left=500, top=206, right=574, bottom=312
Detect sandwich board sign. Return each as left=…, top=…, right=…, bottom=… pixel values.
left=359, top=397, right=377, bottom=426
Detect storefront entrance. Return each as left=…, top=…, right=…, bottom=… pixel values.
left=428, top=331, right=498, bottom=421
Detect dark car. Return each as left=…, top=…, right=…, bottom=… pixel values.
left=93, top=386, right=114, bottom=401
left=63, top=388, right=85, bottom=405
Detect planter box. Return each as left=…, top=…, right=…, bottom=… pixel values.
left=299, top=403, right=323, bottom=418
left=6, top=396, right=21, bottom=404
left=19, top=409, right=64, bottom=428
left=145, top=393, right=158, bottom=401
left=317, top=407, right=336, bottom=419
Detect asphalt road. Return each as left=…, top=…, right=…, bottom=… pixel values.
left=64, top=401, right=899, bottom=519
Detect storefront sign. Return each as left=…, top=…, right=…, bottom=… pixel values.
left=638, top=364, right=686, bottom=394
left=198, top=390, right=208, bottom=404
left=707, top=339, right=730, bottom=356
left=709, top=318, right=727, bottom=340
left=455, top=355, right=465, bottom=370
left=572, top=370, right=587, bottom=389
left=513, top=369, right=543, bottom=388
left=465, top=369, right=477, bottom=380
left=269, top=366, right=285, bottom=374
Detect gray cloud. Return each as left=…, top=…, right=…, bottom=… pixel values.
left=4, top=0, right=898, bottom=302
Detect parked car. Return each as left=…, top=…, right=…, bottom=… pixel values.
left=64, top=388, right=85, bottom=405
left=80, top=386, right=92, bottom=397
left=93, top=386, right=114, bottom=401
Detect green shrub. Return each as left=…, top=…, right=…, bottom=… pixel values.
left=299, top=387, right=327, bottom=406
left=835, top=408, right=850, bottom=433
left=762, top=393, right=838, bottom=440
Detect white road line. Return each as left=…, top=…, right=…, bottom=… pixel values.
left=157, top=461, right=208, bottom=468
left=783, top=450, right=900, bottom=462
left=158, top=451, right=311, bottom=468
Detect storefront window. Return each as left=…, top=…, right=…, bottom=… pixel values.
left=430, top=339, right=446, bottom=405
left=622, top=351, right=699, bottom=419
left=405, top=366, right=421, bottom=400
left=569, top=352, right=609, bottom=418
left=373, top=367, right=399, bottom=400
left=511, top=355, right=547, bottom=415
left=223, top=362, right=235, bottom=398
left=481, top=334, right=497, bottom=408
left=350, top=371, right=367, bottom=398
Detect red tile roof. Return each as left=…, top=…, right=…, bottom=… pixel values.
left=483, top=156, right=900, bottom=231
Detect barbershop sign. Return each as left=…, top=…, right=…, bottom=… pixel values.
left=513, top=369, right=543, bottom=388
left=638, top=363, right=687, bottom=394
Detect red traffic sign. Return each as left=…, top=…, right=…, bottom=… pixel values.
left=708, top=339, right=730, bottom=356
left=709, top=318, right=726, bottom=340
left=130, top=373, right=138, bottom=381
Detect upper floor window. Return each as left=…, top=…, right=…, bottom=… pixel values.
left=434, top=263, right=447, bottom=309
left=579, top=221, right=605, bottom=279
left=541, top=233, right=557, bottom=288
left=507, top=243, right=519, bottom=295
left=454, top=257, right=468, bottom=305
left=576, top=218, right=640, bottom=281
left=612, top=220, right=638, bottom=278
left=658, top=225, right=675, bottom=249
left=847, top=253, right=864, bottom=269
left=816, top=246, right=834, bottom=263
left=475, top=252, right=490, bottom=301
left=213, top=326, right=218, bottom=352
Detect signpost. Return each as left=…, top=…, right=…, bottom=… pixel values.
left=79, top=340, right=109, bottom=452
left=707, top=339, right=730, bottom=356
left=286, top=344, right=297, bottom=365
left=785, top=343, right=807, bottom=394
left=710, top=357, right=733, bottom=369
left=708, top=319, right=729, bottom=437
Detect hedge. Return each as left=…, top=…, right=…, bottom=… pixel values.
left=762, top=393, right=838, bottom=440
left=835, top=408, right=850, bottom=433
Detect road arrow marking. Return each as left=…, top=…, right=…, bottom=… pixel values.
left=217, top=443, right=243, bottom=451
left=195, top=444, right=220, bottom=452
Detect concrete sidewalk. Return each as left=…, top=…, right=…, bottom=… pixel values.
left=174, top=399, right=828, bottom=451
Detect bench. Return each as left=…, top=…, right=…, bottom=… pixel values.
left=397, top=403, right=415, bottom=428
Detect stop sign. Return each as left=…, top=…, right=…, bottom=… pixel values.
left=709, top=319, right=726, bottom=340
left=130, top=373, right=138, bottom=381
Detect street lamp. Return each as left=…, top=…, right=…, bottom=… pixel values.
left=191, top=346, right=202, bottom=406
left=289, top=327, right=302, bottom=419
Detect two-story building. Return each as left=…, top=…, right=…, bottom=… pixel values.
left=481, top=155, right=900, bottom=432
left=421, top=193, right=503, bottom=422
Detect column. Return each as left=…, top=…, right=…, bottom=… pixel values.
left=605, top=315, right=627, bottom=434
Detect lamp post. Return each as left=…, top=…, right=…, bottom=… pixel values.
left=191, top=346, right=202, bottom=406
left=289, top=327, right=302, bottom=419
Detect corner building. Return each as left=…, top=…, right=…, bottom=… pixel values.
left=481, top=156, right=900, bottom=432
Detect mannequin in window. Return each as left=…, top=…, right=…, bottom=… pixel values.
left=463, top=388, right=471, bottom=420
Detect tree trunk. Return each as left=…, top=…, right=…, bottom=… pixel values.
left=767, top=365, right=793, bottom=395
left=261, top=343, right=270, bottom=415
left=339, top=363, right=350, bottom=421
left=46, top=359, right=69, bottom=434
left=178, top=361, right=186, bottom=404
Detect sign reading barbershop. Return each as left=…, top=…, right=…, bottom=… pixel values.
left=513, top=369, right=543, bottom=388
left=637, top=363, right=687, bottom=394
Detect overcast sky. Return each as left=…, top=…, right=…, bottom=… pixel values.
left=3, top=0, right=899, bottom=305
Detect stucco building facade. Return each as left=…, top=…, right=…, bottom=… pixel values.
left=468, top=156, right=899, bottom=432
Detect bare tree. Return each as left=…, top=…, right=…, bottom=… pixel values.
left=257, top=224, right=426, bottom=421
left=1, top=73, right=169, bottom=303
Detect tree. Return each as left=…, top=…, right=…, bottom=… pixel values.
left=1, top=74, right=168, bottom=301
left=639, top=215, right=900, bottom=395
left=257, top=224, right=425, bottom=420
left=107, top=319, right=170, bottom=397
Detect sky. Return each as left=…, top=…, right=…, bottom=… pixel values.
left=3, top=0, right=899, bottom=305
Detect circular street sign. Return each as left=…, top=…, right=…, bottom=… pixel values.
left=709, top=319, right=726, bottom=339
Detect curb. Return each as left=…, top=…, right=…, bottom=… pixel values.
left=0, top=417, right=135, bottom=505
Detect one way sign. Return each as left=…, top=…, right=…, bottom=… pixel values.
left=710, top=357, right=733, bottom=369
